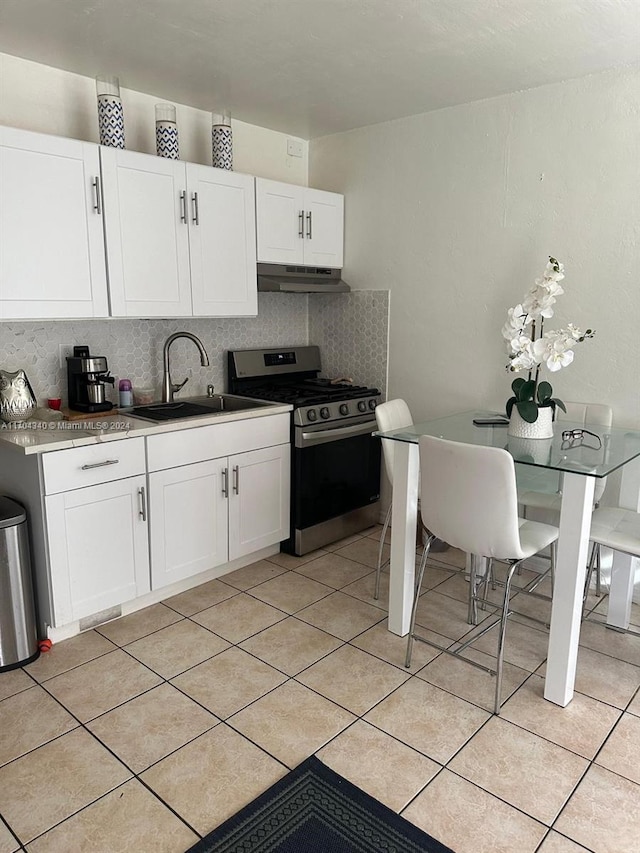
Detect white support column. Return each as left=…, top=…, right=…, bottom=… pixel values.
left=544, top=472, right=595, bottom=707
left=607, top=453, right=640, bottom=628
left=387, top=440, right=419, bottom=636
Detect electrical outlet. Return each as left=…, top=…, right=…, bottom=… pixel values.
left=58, top=344, right=72, bottom=368
left=287, top=138, right=303, bottom=158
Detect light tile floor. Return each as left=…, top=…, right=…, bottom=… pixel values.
left=1, top=527, right=639, bottom=852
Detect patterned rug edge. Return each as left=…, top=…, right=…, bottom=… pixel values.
left=185, top=755, right=455, bottom=853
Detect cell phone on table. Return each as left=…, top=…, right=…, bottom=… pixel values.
left=472, top=416, right=509, bottom=426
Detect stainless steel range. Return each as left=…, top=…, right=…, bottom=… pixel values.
left=228, top=346, right=382, bottom=555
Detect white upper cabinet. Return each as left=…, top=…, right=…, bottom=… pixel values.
left=101, top=148, right=257, bottom=318
left=0, top=126, right=108, bottom=319
left=303, top=188, right=345, bottom=268
left=187, top=164, right=257, bottom=317
left=255, top=178, right=344, bottom=268
left=100, top=148, right=192, bottom=317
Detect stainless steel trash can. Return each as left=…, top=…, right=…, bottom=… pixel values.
left=0, top=496, right=39, bottom=671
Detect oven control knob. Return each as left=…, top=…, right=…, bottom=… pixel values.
left=368, top=399, right=377, bottom=410
left=357, top=400, right=367, bottom=413
left=307, top=409, right=318, bottom=422
left=339, top=403, right=349, bottom=416
left=320, top=407, right=330, bottom=419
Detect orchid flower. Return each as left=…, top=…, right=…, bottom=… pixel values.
left=503, top=258, right=594, bottom=423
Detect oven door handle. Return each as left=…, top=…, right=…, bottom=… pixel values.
left=297, top=420, right=377, bottom=447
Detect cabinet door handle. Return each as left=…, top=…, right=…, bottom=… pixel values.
left=298, top=210, right=305, bottom=238
left=233, top=465, right=239, bottom=494
left=192, top=191, right=199, bottom=225
left=80, top=459, right=119, bottom=470
left=92, top=176, right=102, bottom=214
left=306, top=211, right=312, bottom=239
left=222, top=466, right=229, bottom=498
left=138, top=486, right=147, bottom=521
left=179, top=190, right=187, bottom=223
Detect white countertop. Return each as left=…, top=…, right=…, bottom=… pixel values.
left=0, top=402, right=292, bottom=455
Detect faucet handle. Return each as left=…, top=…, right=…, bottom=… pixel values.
left=207, top=384, right=215, bottom=398
left=172, top=377, right=189, bottom=394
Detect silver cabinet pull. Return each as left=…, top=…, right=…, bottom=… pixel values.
left=138, top=486, right=147, bottom=521
left=179, top=191, right=187, bottom=223
left=192, top=191, right=199, bottom=225
left=233, top=465, right=239, bottom=494
left=222, top=466, right=229, bottom=498
left=92, top=176, right=102, bottom=214
left=80, top=459, right=119, bottom=470
left=298, top=210, right=304, bottom=238
left=306, top=211, right=312, bottom=239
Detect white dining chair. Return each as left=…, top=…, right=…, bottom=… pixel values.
left=585, top=506, right=640, bottom=629
left=517, top=401, right=612, bottom=600
left=406, top=434, right=559, bottom=714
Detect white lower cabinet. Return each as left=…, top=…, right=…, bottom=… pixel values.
left=149, top=459, right=229, bottom=589
left=7, top=415, right=290, bottom=634
left=147, top=414, right=291, bottom=591
left=228, top=445, right=290, bottom=560
left=149, top=444, right=290, bottom=590
left=41, top=437, right=150, bottom=627
left=45, top=475, right=150, bottom=626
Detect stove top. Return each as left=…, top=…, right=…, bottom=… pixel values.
left=227, top=345, right=381, bottom=426
left=243, top=379, right=377, bottom=407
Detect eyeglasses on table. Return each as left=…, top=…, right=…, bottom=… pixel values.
left=561, top=428, right=602, bottom=449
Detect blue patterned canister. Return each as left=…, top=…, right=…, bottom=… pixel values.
left=155, top=103, right=179, bottom=159
left=212, top=111, right=233, bottom=170
left=96, top=76, right=125, bottom=148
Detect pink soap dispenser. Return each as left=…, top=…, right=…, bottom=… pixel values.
left=118, top=379, right=133, bottom=408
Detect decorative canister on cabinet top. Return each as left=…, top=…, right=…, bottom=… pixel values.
left=0, top=369, right=37, bottom=423
left=96, top=75, right=125, bottom=148
left=212, top=110, right=233, bottom=170
left=155, top=103, right=179, bottom=159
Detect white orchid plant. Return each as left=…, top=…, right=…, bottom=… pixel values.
left=502, top=257, right=595, bottom=423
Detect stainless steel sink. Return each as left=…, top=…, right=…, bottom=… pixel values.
left=127, top=394, right=273, bottom=423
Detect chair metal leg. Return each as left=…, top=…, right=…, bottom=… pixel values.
left=374, top=503, right=392, bottom=600
left=481, top=558, right=493, bottom=610
left=583, top=541, right=599, bottom=616
left=468, top=554, right=479, bottom=626
left=494, top=560, right=520, bottom=714
left=595, top=545, right=602, bottom=598
left=549, top=540, right=557, bottom=594
left=405, top=535, right=434, bottom=668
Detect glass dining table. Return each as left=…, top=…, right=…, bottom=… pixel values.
left=376, top=411, right=640, bottom=707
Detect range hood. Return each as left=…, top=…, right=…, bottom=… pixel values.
left=257, top=263, right=350, bottom=293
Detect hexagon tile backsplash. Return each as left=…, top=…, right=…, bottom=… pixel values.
left=0, top=291, right=389, bottom=407
left=309, top=290, right=388, bottom=398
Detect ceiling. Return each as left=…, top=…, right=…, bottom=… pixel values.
left=0, top=0, right=638, bottom=139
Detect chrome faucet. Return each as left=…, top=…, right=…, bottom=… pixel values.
left=162, top=332, right=210, bottom=403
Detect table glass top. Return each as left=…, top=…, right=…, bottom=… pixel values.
left=375, top=411, right=640, bottom=478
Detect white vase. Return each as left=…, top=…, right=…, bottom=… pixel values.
left=507, top=435, right=553, bottom=465
left=507, top=406, right=554, bottom=439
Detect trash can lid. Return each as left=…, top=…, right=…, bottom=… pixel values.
left=0, top=496, right=26, bottom=527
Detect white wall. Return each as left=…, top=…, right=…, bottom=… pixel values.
left=310, top=67, right=640, bottom=429
left=0, top=52, right=308, bottom=184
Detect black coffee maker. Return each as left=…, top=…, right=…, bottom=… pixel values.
left=66, top=346, right=115, bottom=413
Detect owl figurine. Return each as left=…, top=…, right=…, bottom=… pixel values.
left=0, top=369, right=37, bottom=422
